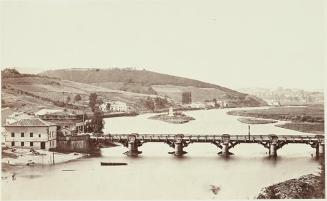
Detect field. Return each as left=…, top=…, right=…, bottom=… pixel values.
left=1, top=75, right=163, bottom=115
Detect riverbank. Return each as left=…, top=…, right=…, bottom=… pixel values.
left=149, top=112, right=195, bottom=124
left=1, top=147, right=87, bottom=168
left=276, top=122, right=324, bottom=134
left=227, top=105, right=324, bottom=134
left=257, top=174, right=324, bottom=199
left=237, top=117, right=277, bottom=124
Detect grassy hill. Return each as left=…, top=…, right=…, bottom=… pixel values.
left=40, top=68, right=267, bottom=107
left=1, top=69, right=166, bottom=114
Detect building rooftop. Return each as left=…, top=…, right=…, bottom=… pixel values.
left=35, top=109, right=63, bottom=116
left=5, top=118, right=57, bottom=127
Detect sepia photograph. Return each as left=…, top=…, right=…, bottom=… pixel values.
left=1, top=0, right=325, bottom=200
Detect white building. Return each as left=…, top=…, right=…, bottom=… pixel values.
left=186, top=102, right=206, bottom=109
left=267, top=100, right=281, bottom=106
left=58, top=127, right=74, bottom=136
left=168, top=107, right=174, bottom=117
left=4, top=118, right=57, bottom=150
left=216, top=100, right=229, bottom=108
left=99, top=101, right=128, bottom=112
left=35, top=109, right=63, bottom=116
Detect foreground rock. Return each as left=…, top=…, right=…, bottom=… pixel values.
left=257, top=174, right=324, bottom=199
left=149, top=112, right=195, bottom=124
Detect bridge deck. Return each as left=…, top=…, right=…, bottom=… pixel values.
left=90, top=134, right=324, bottom=143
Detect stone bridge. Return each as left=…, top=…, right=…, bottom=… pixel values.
left=90, top=134, right=325, bottom=158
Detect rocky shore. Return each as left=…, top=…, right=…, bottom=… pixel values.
left=149, top=112, right=195, bottom=124
left=257, top=174, right=324, bottom=199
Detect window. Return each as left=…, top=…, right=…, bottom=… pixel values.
left=21, top=142, right=24, bottom=147
left=30, top=132, right=33, bottom=137
left=39, top=134, right=41, bottom=137
left=21, top=132, right=24, bottom=137
left=11, top=142, right=15, bottom=146
left=11, top=132, right=14, bottom=137
left=30, top=142, right=33, bottom=147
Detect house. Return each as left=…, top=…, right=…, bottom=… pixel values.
left=168, top=107, right=174, bottom=117
left=99, top=102, right=111, bottom=112
left=204, top=101, right=216, bottom=108
left=110, top=101, right=128, bottom=112
left=4, top=118, right=57, bottom=150
left=75, top=122, right=85, bottom=133
left=35, top=109, right=78, bottom=120
left=186, top=102, right=206, bottom=109
left=99, top=101, right=128, bottom=112
left=58, top=127, right=74, bottom=136
left=267, top=100, right=281, bottom=107
left=216, top=100, right=229, bottom=108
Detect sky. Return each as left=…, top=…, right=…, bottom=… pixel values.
left=0, top=0, right=325, bottom=90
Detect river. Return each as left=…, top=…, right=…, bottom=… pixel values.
left=1, top=108, right=321, bottom=200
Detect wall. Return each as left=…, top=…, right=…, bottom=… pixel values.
left=55, top=135, right=92, bottom=153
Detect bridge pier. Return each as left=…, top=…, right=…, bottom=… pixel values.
left=218, top=134, right=232, bottom=156
left=171, top=134, right=187, bottom=157
left=268, top=135, right=278, bottom=158
left=220, top=143, right=230, bottom=156
left=269, top=144, right=277, bottom=157
left=316, top=143, right=325, bottom=159
left=123, top=134, right=142, bottom=156
left=174, top=142, right=187, bottom=156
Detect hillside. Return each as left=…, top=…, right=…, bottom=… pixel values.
left=40, top=68, right=267, bottom=107
left=1, top=70, right=167, bottom=115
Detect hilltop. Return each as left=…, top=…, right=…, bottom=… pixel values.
left=40, top=68, right=266, bottom=107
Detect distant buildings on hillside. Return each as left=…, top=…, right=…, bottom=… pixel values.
left=99, top=101, right=128, bottom=113
left=238, top=87, right=324, bottom=106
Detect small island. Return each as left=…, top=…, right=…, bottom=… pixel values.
left=237, top=117, right=277, bottom=124
left=149, top=107, right=195, bottom=124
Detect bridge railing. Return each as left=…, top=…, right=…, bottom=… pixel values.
left=90, top=134, right=324, bottom=142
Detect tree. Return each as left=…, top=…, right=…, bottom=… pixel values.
left=154, top=97, right=168, bottom=109
left=66, top=96, right=71, bottom=104
left=90, top=109, right=104, bottom=133
left=213, top=98, right=218, bottom=107
left=97, top=98, right=104, bottom=105
left=89, top=93, right=98, bottom=111
left=145, top=97, right=155, bottom=112
left=74, top=94, right=82, bottom=102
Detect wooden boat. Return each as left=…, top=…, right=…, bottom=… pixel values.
left=100, top=162, right=127, bottom=166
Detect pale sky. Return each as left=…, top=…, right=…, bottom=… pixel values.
left=1, top=0, right=325, bottom=90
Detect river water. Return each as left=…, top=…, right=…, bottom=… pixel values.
left=2, top=108, right=321, bottom=200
